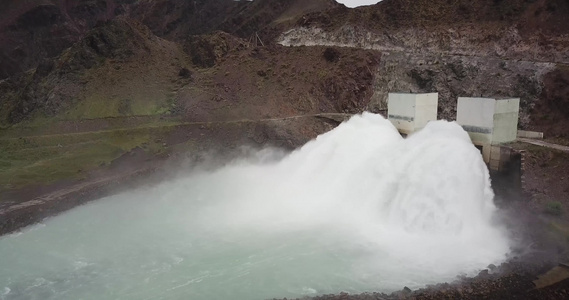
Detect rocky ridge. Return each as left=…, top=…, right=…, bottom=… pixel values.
left=0, top=0, right=337, bottom=80
left=281, top=0, right=569, bottom=62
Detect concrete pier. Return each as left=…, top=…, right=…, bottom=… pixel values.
left=385, top=94, right=524, bottom=173
left=456, top=97, right=520, bottom=170
left=385, top=93, right=525, bottom=199
left=387, top=93, right=438, bottom=135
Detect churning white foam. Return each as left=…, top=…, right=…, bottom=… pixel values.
left=0, top=113, right=510, bottom=300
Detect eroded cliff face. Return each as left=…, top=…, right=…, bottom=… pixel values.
left=279, top=25, right=569, bottom=63
left=277, top=0, right=569, bottom=134
left=367, top=52, right=554, bottom=129
left=0, top=0, right=138, bottom=80
left=281, top=0, right=569, bottom=61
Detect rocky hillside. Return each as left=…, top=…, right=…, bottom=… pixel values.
left=280, top=0, right=569, bottom=136
left=0, top=0, right=135, bottom=80
left=0, top=17, right=379, bottom=126
left=2, top=16, right=190, bottom=124
left=0, top=0, right=337, bottom=80
left=282, top=0, right=569, bottom=62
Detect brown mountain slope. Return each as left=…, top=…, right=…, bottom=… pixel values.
left=1, top=16, right=380, bottom=126
left=132, top=0, right=338, bottom=41
left=0, top=0, right=136, bottom=80
left=0, top=0, right=338, bottom=80
left=2, top=16, right=190, bottom=124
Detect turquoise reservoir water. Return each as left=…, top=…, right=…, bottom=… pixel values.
left=0, top=113, right=511, bottom=300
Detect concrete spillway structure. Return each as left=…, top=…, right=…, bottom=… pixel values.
left=386, top=94, right=521, bottom=172
left=456, top=97, right=520, bottom=170
left=387, top=93, right=438, bottom=135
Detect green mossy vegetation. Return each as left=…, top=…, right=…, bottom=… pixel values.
left=545, top=201, right=564, bottom=216
left=0, top=125, right=176, bottom=190
left=63, top=94, right=175, bottom=120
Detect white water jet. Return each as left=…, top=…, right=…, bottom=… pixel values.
left=0, top=113, right=511, bottom=300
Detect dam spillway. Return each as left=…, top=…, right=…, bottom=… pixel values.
left=0, top=113, right=511, bottom=300
left=387, top=93, right=522, bottom=172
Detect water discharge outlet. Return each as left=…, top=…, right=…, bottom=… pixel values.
left=0, top=113, right=512, bottom=300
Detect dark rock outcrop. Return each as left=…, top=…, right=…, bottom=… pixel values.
left=5, top=17, right=163, bottom=123
left=0, top=0, right=121, bottom=80
left=59, top=17, right=154, bottom=73
left=530, top=66, right=569, bottom=137
left=184, top=31, right=246, bottom=68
